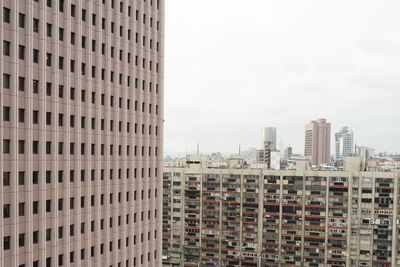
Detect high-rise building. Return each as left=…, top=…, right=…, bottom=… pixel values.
left=162, top=155, right=400, bottom=266
left=261, top=127, right=277, bottom=150
left=0, top=1, right=164, bottom=266
left=335, top=126, right=354, bottom=160
left=305, top=119, right=331, bottom=166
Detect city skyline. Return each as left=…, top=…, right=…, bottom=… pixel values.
left=165, top=0, right=400, bottom=155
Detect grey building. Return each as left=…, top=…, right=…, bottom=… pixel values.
left=335, top=126, right=354, bottom=160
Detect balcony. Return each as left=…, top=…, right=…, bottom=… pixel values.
left=282, top=227, right=302, bottom=236
left=264, top=184, right=280, bottom=194
left=328, top=238, right=346, bottom=249
left=303, top=247, right=325, bottom=259
left=223, top=201, right=240, bottom=211
left=221, top=239, right=240, bottom=251
left=263, top=214, right=280, bottom=225
left=222, top=221, right=240, bottom=231
left=281, top=235, right=302, bottom=247
left=243, top=224, right=258, bottom=233
left=184, top=236, right=200, bottom=247
left=329, top=186, right=348, bottom=198
left=305, top=206, right=326, bottom=217
left=283, top=195, right=303, bottom=205
left=263, top=244, right=279, bottom=253
left=222, top=212, right=240, bottom=222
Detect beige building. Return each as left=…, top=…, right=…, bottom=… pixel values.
left=162, top=155, right=400, bottom=267
left=305, top=119, right=331, bottom=166
left=1, top=0, right=164, bottom=266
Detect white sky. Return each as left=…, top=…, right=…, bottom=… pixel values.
left=164, top=0, right=400, bottom=156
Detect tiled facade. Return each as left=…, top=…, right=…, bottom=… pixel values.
left=305, top=119, right=331, bottom=166
left=0, top=0, right=164, bottom=266
left=162, top=156, right=400, bottom=267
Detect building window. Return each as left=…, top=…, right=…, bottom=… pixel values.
left=33, top=141, right=39, bottom=154
left=33, top=18, right=39, bottom=32
left=19, top=13, right=25, bottom=28
left=3, top=40, right=10, bottom=56
left=3, top=139, right=10, bottom=154
left=33, top=110, right=39, bottom=124
left=3, top=73, right=10, bottom=89
left=46, top=200, right=51, bottom=213
left=18, top=77, right=25, bottom=91
left=33, top=201, right=39, bottom=214
left=46, top=53, right=52, bottom=66
left=3, top=8, right=10, bottom=23
left=33, top=80, right=39, bottom=93
left=4, top=236, right=10, bottom=250
left=18, top=45, right=25, bottom=60
left=46, top=23, right=52, bottom=37
left=46, top=112, right=51, bottom=125
left=18, top=172, right=25, bottom=185
left=3, top=204, right=10, bottom=218
left=33, top=49, right=39, bottom=63
left=46, top=228, right=51, bottom=241
left=46, top=141, right=51, bottom=154
left=3, top=107, right=10, bottom=121
left=33, top=231, right=39, bottom=244
left=18, top=140, right=25, bottom=154
left=18, top=202, right=25, bottom=216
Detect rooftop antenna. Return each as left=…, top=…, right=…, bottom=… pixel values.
left=239, top=144, right=241, bottom=155
left=197, top=143, right=199, bottom=155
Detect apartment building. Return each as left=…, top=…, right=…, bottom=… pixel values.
left=162, top=155, right=400, bottom=267
left=1, top=0, right=164, bottom=266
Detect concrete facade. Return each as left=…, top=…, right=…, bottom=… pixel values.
left=305, top=119, right=331, bottom=166
left=0, top=0, right=164, bottom=266
left=162, top=155, right=400, bottom=267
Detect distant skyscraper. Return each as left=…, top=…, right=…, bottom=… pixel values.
left=335, top=126, right=354, bottom=160
left=305, top=119, right=331, bottom=165
left=261, top=127, right=277, bottom=150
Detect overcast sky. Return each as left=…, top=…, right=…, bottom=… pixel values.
left=164, top=0, right=400, bottom=156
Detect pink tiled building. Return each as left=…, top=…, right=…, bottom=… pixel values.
left=305, top=119, right=331, bottom=166
left=0, top=0, right=164, bottom=266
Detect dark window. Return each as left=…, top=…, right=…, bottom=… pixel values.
left=18, top=108, right=25, bottom=123
left=46, top=53, right=52, bottom=66
left=46, top=23, right=52, bottom=37
left=33, top=18, right=39, bottom=32
left=18, top=45, right=25, bottom=60
left=3, top=8, right=10, bottom=23
left=33, top=80, right=39, bottom=93
left=59, top=28, right=64, bottom=41
left=3, top=40, right=10, bottom=56
left=18, top=77, right=25, bottom=91
left=3, top=73, right=10, bottom=89
left=33, top=110, right=39, bottom=124
left=4, top=236, right=10, bottom=250
left=33, top=49, right=39, bottom=63
left=71, top=4, right=75, bottom=17
left=19, top=13, right=25, bottom=28
left=3, top=107, right=10, bottom=121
